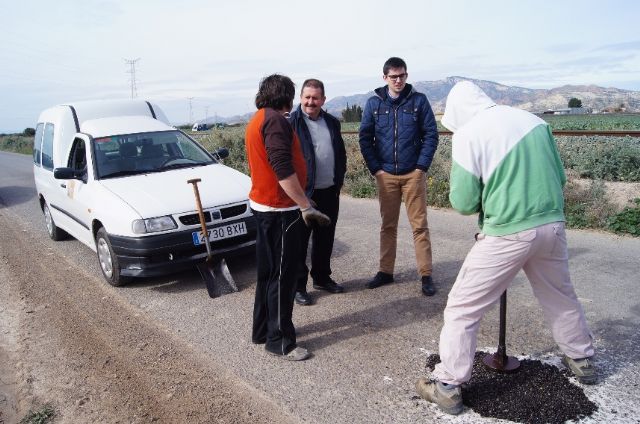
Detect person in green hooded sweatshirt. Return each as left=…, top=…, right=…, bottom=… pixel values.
left=415, top=81, right=597, bottom=415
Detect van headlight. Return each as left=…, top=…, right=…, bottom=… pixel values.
left=132, top=216, right=177, bottom=234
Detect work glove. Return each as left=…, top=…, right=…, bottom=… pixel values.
left=301, top=206, right=331, bottom=227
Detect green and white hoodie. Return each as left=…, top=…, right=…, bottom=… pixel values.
left=441, top=81, right=566, bottom=236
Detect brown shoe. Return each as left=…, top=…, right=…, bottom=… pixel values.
left=415, top=377, right=463, bottom=415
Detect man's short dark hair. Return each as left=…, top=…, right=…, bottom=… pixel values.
left=301, top=78, right=325, bottom=97
left=255, top=74, right=296, bottom=110
left=383, top=57, right=407, bottom=75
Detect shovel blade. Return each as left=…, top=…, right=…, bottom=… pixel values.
left=214, top=258, right=238, bottom=293
left=196, top=258, right=238, bottom=298
left=196, top=262, right=218, bottom=298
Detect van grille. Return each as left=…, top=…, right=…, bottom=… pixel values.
left=179, top=212, right=211, bottom=226
left=220, top=204, right=247, bottom=219
left=178, top=203, right=247, bottom=226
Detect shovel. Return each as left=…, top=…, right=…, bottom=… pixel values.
left=187, top=178, right=238, bottom=297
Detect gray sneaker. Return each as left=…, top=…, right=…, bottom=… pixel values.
left=267, top=346, right=311, bottom=362
left=415, top=377, right=463, bottom=415
left=562, top=355, right=597, bottom=384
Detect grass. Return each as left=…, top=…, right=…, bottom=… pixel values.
left=20, top=404, right=55, bottom=424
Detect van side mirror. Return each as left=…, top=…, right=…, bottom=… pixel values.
left=54, top=167, right=75, bottom=179
left=212, top=147, right=229, bottom=160
left=54, top=167, right=86, bottom=182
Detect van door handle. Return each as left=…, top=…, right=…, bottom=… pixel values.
left=60, top=183, right=67, bottom=188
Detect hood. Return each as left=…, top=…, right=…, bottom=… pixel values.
left=99, top=164, right=251, bottom=218
left=374, top=83, right=414, bottom=103
left=441, top=81, right=496, bottom=132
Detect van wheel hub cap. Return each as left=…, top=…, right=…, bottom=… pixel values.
left=97, top=238, right=113, bottom=278
left=44, top=206, right=53, bottom=235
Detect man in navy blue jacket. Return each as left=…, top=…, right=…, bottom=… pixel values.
left=359, top=57, right=439, bottom=296
left=288, top=79, right=347, bottom=306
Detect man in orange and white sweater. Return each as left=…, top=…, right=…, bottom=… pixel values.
left=245, top=74, right=330, bottom=361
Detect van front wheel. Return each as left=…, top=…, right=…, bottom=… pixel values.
left=96, top=227, right=130, bottom=286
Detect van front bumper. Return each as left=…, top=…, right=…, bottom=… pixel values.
left=107, top=217, right=256, bottom=278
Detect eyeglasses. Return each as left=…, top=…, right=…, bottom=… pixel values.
left=386, top=73, right=407, bottom=82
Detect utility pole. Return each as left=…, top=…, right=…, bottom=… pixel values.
left=204, top=106, right=209, bottom=125
left=187, top=97, right=195, bottom=124
left=124, top=58, right=141, bottom=98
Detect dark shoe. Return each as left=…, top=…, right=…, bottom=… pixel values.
left=421, top=275, right=436, bottom=296
left=294, top=291, right=314, bottom=306
left=313, top=278, right=345, bottom=293
left=366, top=271, right=394, bottom=289
left=415, top=377, right=463, bottom=415
left=562, top=355, right=597, bottom=384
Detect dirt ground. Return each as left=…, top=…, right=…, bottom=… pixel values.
left=0, top=210, right=295, bottom=424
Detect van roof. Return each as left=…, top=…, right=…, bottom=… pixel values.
left=81, top=116, right=173, bottom=137
left=39, top=99, right=170, bottom=130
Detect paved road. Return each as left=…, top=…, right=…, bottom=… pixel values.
left=1, top=150, right=639, bottom=423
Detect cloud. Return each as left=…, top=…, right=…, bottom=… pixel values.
left=593, top=40, right=640, bottom=52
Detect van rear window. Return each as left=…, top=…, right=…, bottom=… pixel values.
left=42, top=123, right=55, bottom=170
left=33, top=123, right=44, bottom=166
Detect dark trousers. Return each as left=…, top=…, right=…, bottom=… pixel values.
left=296, top=186, right=340, bottom=292
left=251, top=209, right=302, bottom=355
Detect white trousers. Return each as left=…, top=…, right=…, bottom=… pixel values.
left=433, top=222, right=594, bottom=385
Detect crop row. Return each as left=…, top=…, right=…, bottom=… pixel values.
left=340, top=113, right=640, bottom=132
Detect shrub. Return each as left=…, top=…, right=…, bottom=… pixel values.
left=195, top=127, right=248, bottom=174
left=23, top=127, right=36, bottom=136
left=556, top=136, right=640, bottom=182
left=563, top=178, right=616, bottom=229
left=607, top=198, right=640, bottom=236
left=0, top=135, right=33, bottom=154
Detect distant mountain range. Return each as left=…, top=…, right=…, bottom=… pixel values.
left=324, top=76, right=640, bottom=117
left=212, top=76, right=640, bottom=124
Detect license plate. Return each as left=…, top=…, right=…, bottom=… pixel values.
left=192, top=222, right=247, bottom=245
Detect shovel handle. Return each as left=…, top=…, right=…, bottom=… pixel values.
left=187, top=178, right=212, bottom=257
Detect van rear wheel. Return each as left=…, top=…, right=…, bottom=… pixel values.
left=43, top=202, right=67, bottom=241
left=96, top=227, right=130, bottom=286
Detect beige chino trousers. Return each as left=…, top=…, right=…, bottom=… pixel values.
left=376, top=170, right=432, bottom=277
left=432, top=222, right=594, bottom=385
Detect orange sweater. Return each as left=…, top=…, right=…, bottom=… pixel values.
left=245, top=108, right=307, bottom=208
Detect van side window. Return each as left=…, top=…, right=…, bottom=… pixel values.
left=42, top=123, right=55, bottom=170
left=33, top=123, right=44, bottom=166
left=68, top=138, right=87, bottom=174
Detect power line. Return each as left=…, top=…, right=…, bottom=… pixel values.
left=124, top=58, right=141, bottom=98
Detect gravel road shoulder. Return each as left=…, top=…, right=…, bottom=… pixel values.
left=0, top=209, right=295, bottom=424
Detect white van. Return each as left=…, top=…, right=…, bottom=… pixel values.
left=33, top=99, right=255, bottom=286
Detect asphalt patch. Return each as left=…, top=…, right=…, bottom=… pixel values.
left=424, top=353, right=598, bottom=423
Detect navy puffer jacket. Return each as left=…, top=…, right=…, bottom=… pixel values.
left=359, top=84, right=439, bottom=175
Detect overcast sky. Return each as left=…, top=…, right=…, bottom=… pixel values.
left=2, top=0, right=639, bottom=132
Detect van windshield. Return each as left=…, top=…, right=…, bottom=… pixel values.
left=93, top=130, right=215, bottom=179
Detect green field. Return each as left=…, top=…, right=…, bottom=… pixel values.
left=340, top=113, right=640, bottom=132
left=2, top=115, right=639, bottom=235
left=540, top=114, right=640, bottom=130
